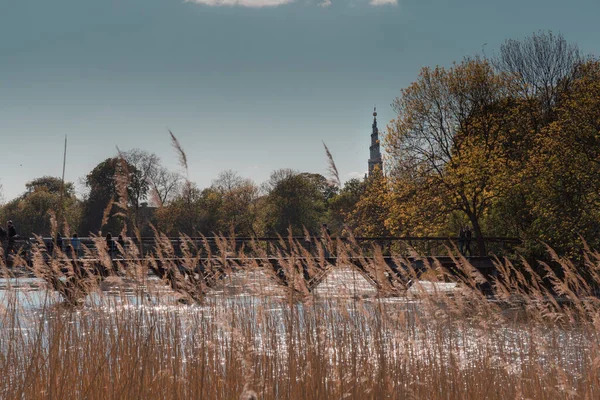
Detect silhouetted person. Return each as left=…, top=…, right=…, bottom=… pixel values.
left=464, top=226, right=472, bottom=257
left=55, top=233, right=63, bottom=255
left=117, top=234, right=125, bottom=258
left=71, top=233, right=81, bottom=258
left=458, top=226, right=466, bottom=255
left=106, top=233, right=114, bottom=257
left=7, top=220, right=17, bottom=255
left=0, top=226, right=6, bottom=260
left=321, top=223, right=331, bottom=258
left=7, top=221, right=16, bottom=238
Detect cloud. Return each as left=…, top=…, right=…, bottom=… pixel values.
left=346, top=171, right=367, bottom=180
left=369, top=0, right=397, bottom=5
left=185, top=0, right=294, bottom=7
left=319, top=0, right=332, bottom=7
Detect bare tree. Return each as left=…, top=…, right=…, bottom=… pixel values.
left=494, top=31, right=582, bottom=115
left=122, top=149, right=160, bottom=206
left=212, top=170, right=246, bottom=193
left=122, top=149, right=160, bottom=231
left=149, top=166, right=181, bottom=207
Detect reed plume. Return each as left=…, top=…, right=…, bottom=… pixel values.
left=323, top=141, right=341, bottom=188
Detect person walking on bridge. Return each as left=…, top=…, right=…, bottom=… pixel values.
left=71, top=233, right=81, bottom=258
left=458, top=226, right=466, bottom=255
left=321, top=223, right=331, bottom=259
left=0, top=225, right=6, bottom=259
left=6, top=220, right=17, bottom=255
left=117, top=234, right=126, bottom=259
left=55, top=233, right=63, bottom=256
left=105, top=233, right=115, bottom=258
left=464, top=225, right=473, bottom=257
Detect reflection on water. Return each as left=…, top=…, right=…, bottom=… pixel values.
left=0, top=265, right=462, bottom=308
left=0, top=268, right=591, bottom=381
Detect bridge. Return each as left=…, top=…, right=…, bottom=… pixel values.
left=3, top=235, right=520, bottom=267
left=1, top=235, right=520, bottom=302
left=4, top=234, right=520, bottom=255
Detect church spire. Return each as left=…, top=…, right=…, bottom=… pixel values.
left=372, top=106, right=377, bottom=126
left=368, top=107, right=382, bottom=177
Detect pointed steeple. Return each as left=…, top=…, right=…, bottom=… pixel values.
left=368, top=107, right=382, bottom=176
left=372, top=107, right=378, bottom=129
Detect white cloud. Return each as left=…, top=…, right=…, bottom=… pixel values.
left=319, top=0, right=332, bottom=7
left=185, top=0, right=294, bottom=7
left=369, top=0, right=397, bottom=5
left=346, top=171, right=366, bottom=180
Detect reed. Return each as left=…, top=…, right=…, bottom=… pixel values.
left=1, top=233, right=599, bottom=399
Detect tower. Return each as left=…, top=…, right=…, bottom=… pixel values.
left=368, top=107, right=382, bottom=176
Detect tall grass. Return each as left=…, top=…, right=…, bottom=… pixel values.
left=1, top=234, right=600, bottom=399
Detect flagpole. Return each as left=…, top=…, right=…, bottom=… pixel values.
left=59, top=135, right=67, bottom=233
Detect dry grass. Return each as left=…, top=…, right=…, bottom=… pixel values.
left=1, top=234, right=600, bottom=399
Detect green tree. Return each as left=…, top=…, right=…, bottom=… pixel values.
left=327, top=178, right=365, bottom=233
left=211, top=170, right=261, bottom=236
left=79, top=157, right=141, bottom=235
left=0, top=177, right=80, bottom=237
left=154, top=182, right=206, bottom=236
left=263, top=169, right=328, bottom=236
left=25, top=176, right=74, bottom=196
left=299, top=173, right=339, bottom=203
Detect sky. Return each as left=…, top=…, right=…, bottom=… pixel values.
left=1, top=0, right=600, bottom=202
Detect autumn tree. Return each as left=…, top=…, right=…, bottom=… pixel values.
left=348, top=168, right=391, bottom=237
left=521, top=60, right=600, bottom=257
left=483, top=32, right=593, bottom=258
left=386, top=58, right=511, bottom=255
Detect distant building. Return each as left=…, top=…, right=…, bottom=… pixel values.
left=368, top=107, right=383, bottom=176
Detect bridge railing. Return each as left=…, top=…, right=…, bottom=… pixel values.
left=5, top=235, right=521, bottom=261
left=363, top=236, right=521, bottom=258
